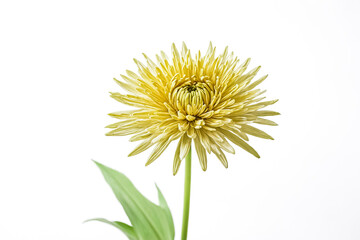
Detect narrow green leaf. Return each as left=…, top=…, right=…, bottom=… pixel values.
left=93, top=161, right=175, bottom=240
left=156, top=184, right=174, bottom=236
left=85, top=218, right=138, bottom=240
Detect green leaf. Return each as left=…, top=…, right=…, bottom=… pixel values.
left=92, top=161, right=175, bottom=240
left=85, top=218, right=138, bottom=240
left=156, top=184, right=174, bottom=236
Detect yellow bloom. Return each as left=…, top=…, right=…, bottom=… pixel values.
left=107, top=43, right=279, bottom=175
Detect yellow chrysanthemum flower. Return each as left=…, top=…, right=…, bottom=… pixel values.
left=107, top=42, right=279, bottom=175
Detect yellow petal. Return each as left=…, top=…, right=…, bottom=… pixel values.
left=187, top=127, right=196, bottom=139
left=194, top=137, right=207, bottom=171
left=173, top=139, right=182, bottom=175
left=220, top=129, right=260, bottom=158
left=145, top=139, right=172, bottom=166
left=249, top=99, right=279, bottom=108
left=240, top=124, right=274, bottom=140
left=106, top=127, right=139, bottom=136
left=179, top=135, right=191, bottom=160
left=254, top=118, right=278, bottom=126
left=128, top=137, right=155, bottom=156
left=253, top=110, right=280, bottom=116
left=217, top=137, right=235, bottom=154
left=211, top=143, right=228, bottom=168
left=243, top=74, right=268, bottom=92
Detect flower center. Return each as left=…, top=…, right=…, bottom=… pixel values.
left=186, top=83, right=198, bottom=93
left=166, top=75, right=216, bottom=127
left=177, top=82, right=208, bottom=109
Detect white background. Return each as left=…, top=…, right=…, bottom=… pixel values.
left=1, top=0, right=360, bottom=239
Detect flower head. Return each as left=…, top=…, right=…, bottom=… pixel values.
left=107, top=43, right=279, bottom=175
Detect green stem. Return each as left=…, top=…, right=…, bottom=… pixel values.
left=181, top=147, right=192, bottom=240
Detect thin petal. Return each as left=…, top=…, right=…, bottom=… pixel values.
left=106, top=128, right=139, bottom=136
left=221, top=125, right=249, bottom=141
left=220, top=129, right=260, bottom=158
left=173, top=139, right=182, bottom=175
left=194, top=137, right=207, bottom=171
left=217, top=137, right=235, bottom=154
left=248, top=99, right=279, bottom=108
left=197, top=130, right=212, bottom=154
left=179, top=135, right=191, bottom=160
left=243, top=74, right=268, bottom=92
left=105, top=119, right=134, bottom=129
left=253, top=110, right=280, bottom=116
left=254, top=118, right=278, bottom=126
left=145, top=139, right=172, bottom=166
left=128, top=137, right=155, bottom=156
left=113, top=78, right=137, bottom=93
left=240, top=124, right=274, bottom=140
left=210, top=143, right=228, bottom=168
